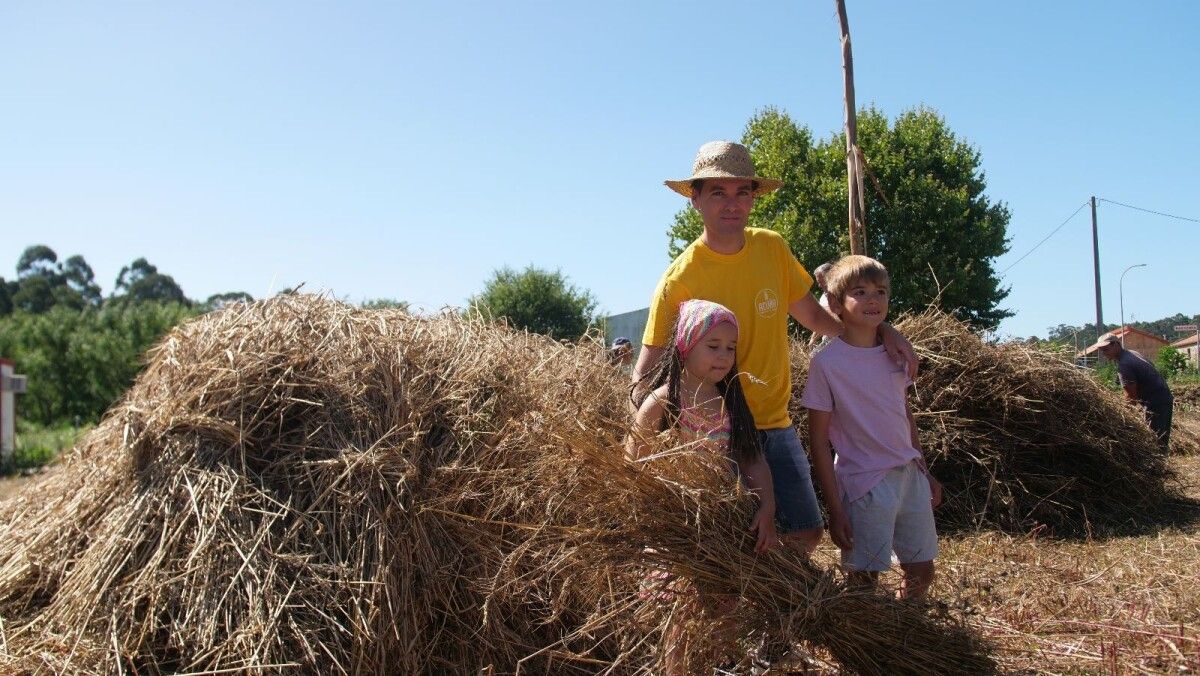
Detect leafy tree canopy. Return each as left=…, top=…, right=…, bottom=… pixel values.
left=203, top=292, right=254, bottom=312
left=668, top=106, right=1012, bottom=329
left=360, top=298, right=410, bottom=311
left=467, top=266, right=599, bottom=341
left=17, top=245, right=58, bottom=279
left=11, top=275, right=57, bottom=314
left=62, top=255, right=102, bottom=305
left=112, top=257, right=188, bottom=306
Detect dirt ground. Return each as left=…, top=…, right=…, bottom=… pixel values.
left=0, top=475, right=33, bottom=502
left=800, top=453, right=1200, bottom=674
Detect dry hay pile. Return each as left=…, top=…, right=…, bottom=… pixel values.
left=1170, top=383, right=1200, bottom=455
left=1176, top=382, right=1200, bottom=410
left=790, top=311, right=1183, bottom=536
left=0, top=295, right=992, bottom=674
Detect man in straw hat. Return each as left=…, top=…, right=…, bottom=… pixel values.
left=1094, top=334, right=1174, bottom=449
left=635, top=140, right=918, bottom=555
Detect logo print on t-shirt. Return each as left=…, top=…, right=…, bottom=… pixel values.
left=755, top=288, right=779, bottom=318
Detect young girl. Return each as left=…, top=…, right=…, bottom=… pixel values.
left=627, top=298, right=779, bottom=554
left=627, top=299, right=779, bottom=673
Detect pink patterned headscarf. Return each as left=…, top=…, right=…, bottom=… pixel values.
left=675, top=299, right=739, bottom=359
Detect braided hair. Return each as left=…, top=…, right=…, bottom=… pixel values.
left=630, top=318, right=761, bottom=464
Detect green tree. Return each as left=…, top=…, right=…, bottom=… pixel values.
left=202, top=291, right=254, bottom=312
left=0, top=277, right=12, bottom=315
left=467, top=266, right=598, bottom=341
left=61, top=255, right=103, bottom=306
left=16, top=245, right=58, bottom=279
left=112, top=257, right=189, bottom=305
left=5, top=246, right=102, bottom=314
left=668, top=106, right=1012, bottom=329
left=10, top=275, right=57, bottom=313
left=360, top=298, right=410, bottom=311
left=0, top=302, right=198, bottom=423
left=1155, top=346, right=1188, bottom=380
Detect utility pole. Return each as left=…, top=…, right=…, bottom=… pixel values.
left=837, top=0, right=867, bottom=255
left=1090, top=196, right=1103, bottom=342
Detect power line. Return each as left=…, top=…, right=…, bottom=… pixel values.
left=1000, top=201, right=1089, bottom=276
left=1098, top=198, right=1200, bottom=224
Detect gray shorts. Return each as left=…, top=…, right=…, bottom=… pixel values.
left=759, top=427, right=824, bottom=533
left=841, top=460, right=939, bottom=572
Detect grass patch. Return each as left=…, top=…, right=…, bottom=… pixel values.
left=4, top=420, right=88, bottom=474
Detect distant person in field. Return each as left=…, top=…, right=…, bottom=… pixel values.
left=634, top=140, right=917, bottom=556
left=801, top=255, right=942, bottom=599
left=627, top=299, right=777, bottom=673
left=607, top=337, right=634, bottom=371
left=1095, top=335, right=1174, bottom=449
left=808, top=262, right=834, bottom=347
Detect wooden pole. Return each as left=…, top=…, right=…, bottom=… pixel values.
left=837, top=0, right=867, bottom=255
left=1090, top=196, right=1103, bottom=342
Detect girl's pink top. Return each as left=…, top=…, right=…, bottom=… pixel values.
left=677, top=403, right=731, bottom=448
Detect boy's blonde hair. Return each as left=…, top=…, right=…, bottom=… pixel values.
left=825, top=255, right=890, bottom=302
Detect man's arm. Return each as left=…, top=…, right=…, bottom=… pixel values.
left=1115, top=360, right=1141, bottom=404
left=1122, top=382, right=1140, bottom=403
left=789, top=295, right=918, bottom=377
left=789, top=294, right=843, bottom=338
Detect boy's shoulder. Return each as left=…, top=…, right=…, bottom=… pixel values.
left=809, top=338, right=847, bottom=366
left=810, top=340, right=894, bottom=375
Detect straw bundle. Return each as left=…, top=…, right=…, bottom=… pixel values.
left=1176, top=382, right=1200, bottom=410
left=0, top=295, right=992, bottom=674
left=790, top=311, right=1183, bottom=536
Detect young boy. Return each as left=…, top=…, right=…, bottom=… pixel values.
left=800, top=255, right=943, bottom=598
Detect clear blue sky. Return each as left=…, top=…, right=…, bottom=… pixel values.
left=3, top=1, right=1197, bottom=340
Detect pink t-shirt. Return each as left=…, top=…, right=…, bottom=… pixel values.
left=800, top=338, right=923, bottom=502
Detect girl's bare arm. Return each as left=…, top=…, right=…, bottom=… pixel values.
left=626, top=389, right=665, bottom=461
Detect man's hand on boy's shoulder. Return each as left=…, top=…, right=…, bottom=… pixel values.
left=880, top=323, right=919, bottom=379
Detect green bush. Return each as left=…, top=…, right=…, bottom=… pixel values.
left=1093, top=361, right=1120, bottom=391
left=0, top=302, right=198, bottom=425
left=1155, top=346, right=1189, bottom=380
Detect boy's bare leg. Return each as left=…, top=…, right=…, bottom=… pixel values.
left=898, top=561, right=934, bottom=599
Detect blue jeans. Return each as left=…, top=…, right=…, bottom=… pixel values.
left=759, top=427, right=824, bottom=532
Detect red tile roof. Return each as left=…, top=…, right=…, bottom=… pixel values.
left=1075, top=326, right=1169, bottom=357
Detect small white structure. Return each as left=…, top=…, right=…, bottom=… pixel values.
left=1, top=359, right=28, bottom=467
left=1172, top=333, right=1200, bottom=369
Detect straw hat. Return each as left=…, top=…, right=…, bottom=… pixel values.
left=1090, top=334, right=1121, bottom=351
left=664, top=141, right=784, bottom=198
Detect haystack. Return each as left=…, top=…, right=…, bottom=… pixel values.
left=1176, top=382, right=1200, bottom=412
left=0, top=295, right=993, bottom=674
left=790, top=311, right=1185, bottom=536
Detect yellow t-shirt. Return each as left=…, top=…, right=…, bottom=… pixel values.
left=642, top=228, right=813, bottom=429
